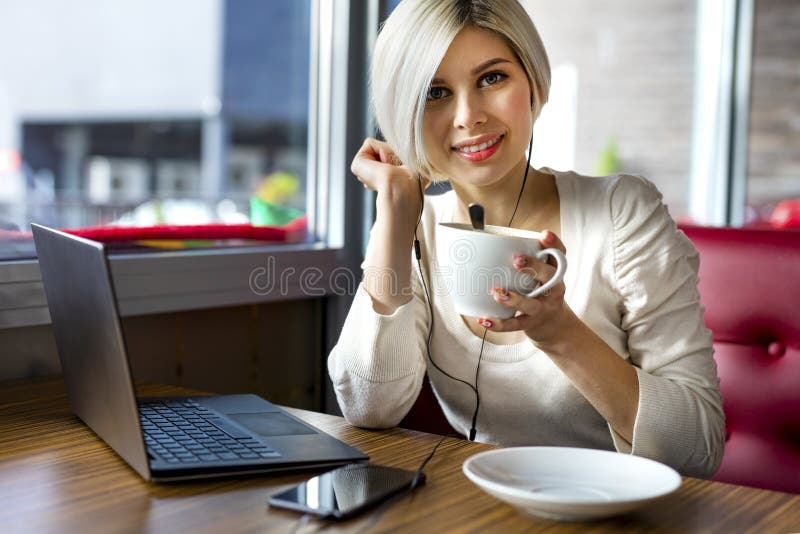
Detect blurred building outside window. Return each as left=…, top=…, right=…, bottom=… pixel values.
left=745, top=0, right=800, bottom=230
left=524, top=0, right=698, bottom=221
left=0, top=0, right=313, bottom=261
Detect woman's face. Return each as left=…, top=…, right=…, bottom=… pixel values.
left=422, top=26, right=533, bottom=187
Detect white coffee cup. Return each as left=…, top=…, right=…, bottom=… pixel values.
left=435, top=223, right=567, bottom=319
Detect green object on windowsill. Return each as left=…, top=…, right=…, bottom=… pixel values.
left=250, top=197, right=304, bottom=226
left=595, top=138, right=622, bottom=176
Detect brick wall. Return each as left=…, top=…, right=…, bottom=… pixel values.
left=747, top=0, right=800, bottom=217
left=525, top=0, right=696, bottom=218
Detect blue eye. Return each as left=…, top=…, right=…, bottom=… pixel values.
left=426, top=86, right=451, bottom=101
left=479, top=71, right=507, bottom=87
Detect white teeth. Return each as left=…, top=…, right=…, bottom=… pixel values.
left=457, top=136, right=501, bottom=153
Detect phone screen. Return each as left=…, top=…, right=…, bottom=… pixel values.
left=268, top=464, right=424, bottom=520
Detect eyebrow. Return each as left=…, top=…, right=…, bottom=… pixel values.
left=431, top=57, right=512, bottom=84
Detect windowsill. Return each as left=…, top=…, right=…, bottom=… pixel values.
left=0, top=243, right=360, bottom=329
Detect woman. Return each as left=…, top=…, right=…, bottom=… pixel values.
left=328, top=0, right=724, bottom=478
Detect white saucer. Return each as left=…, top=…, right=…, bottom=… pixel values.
left=462, top=447, right=681, bottom=521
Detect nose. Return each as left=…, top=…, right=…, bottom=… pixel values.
left=452, top=92, right=487, bottom=130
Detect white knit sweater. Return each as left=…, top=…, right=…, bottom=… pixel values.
left=328, top=170, right=725, bottom=478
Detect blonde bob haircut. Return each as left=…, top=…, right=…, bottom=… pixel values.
left=371, top=0, right=551, bottom=181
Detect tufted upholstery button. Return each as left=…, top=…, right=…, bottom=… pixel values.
left=767, top=341, right=786, bottom=358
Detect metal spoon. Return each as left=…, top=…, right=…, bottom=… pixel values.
left=468, top=203, right=485, bottom=231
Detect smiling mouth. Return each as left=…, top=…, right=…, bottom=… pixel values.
left=453, top=135, right=504, bottom=154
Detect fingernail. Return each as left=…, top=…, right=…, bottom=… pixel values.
left=491, top=288, right=510, bottom=301
left=513, top=254, right=528, bottom=267
left=478, top=318, right=493, bottom=328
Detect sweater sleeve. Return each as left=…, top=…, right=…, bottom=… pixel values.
left=608, top=174, right=725, bottom=478
left=326, top=252, right=429, bottom=429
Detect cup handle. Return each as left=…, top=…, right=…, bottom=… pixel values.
left=523, top=248, right=567, bottom=298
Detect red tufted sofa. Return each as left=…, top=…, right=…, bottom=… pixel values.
left=681, top=225, right=800, bottom=493
left=400, top=225, right=800, bottom=493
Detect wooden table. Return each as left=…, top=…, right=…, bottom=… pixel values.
left=1, top=377, right=799, bottom=533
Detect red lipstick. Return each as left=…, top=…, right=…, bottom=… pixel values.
left=452, top=135, right=504, bottom=163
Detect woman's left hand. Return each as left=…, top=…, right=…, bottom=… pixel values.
left=477, top=230, right=575, bottom=347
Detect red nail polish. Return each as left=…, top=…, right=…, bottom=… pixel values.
left=492, top=288, right=510, bottom=301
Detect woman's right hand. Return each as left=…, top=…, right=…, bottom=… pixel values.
left=351, top=138, right=427, bottom=218
left=353, top=138, right=429, bottom=313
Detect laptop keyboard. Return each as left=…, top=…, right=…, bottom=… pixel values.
left=139, top=400, right=281, bottom=464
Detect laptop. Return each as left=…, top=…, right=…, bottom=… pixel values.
left=31, top=224, right=367, bottom=482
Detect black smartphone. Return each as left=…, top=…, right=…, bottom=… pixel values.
left=267, top=463, right=425, bottom=520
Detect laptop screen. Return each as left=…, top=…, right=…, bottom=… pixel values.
left=31, top=224, right=151, bottom=480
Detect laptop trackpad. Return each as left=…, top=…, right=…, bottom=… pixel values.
left=228, top=413, right=317, bottom=437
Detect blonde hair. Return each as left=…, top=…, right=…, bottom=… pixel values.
left=371, top=0, right=551, bottom=180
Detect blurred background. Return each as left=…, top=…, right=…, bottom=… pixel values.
left=0, top=0, right=310, bottom=259
left=1, top=0, right=798, bottom=261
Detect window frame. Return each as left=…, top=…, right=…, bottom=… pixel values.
left=689, top=0, right=754, bottom=226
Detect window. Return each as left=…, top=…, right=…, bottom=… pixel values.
left=0, top=0, right=312, bottom=261
left=744, top=0, right=800, bottom=229
left=524, top=0, right=699, bottom=220
left=0, top=0, right=364, bottom=330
